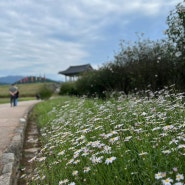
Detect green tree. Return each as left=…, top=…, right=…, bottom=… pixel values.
left=165, top=0, right=185, bottom=59
left=165, top=1, right=185, bottom=90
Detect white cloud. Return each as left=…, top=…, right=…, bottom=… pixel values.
left=0, top=0, right=183, bottom=80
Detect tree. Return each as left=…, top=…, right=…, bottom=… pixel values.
left=165, top=0, right=185, bottom=59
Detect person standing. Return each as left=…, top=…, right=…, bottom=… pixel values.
left=9, top=84, right=18, bottom=107
left=15, top=89, right=19, bottom=106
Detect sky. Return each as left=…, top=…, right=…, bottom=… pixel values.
left=0, top=0, right=183, bottom=81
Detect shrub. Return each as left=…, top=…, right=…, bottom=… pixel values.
left=76, top=69, right=113, bottom=98
left=75, top=38, right=177, bottom=97
left=59, top=82, right=78, bottom=96
left=38, top=84, right=54, bottom=100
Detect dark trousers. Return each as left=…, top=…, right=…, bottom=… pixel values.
left=10, top=96, right=16, bottom=107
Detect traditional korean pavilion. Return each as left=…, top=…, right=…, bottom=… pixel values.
left=58, top=64, right=93, bottom=81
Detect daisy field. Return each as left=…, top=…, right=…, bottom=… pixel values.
left=21, top=89, right=185, bottom=185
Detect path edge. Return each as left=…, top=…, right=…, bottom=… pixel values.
left=0, top=105, right=35, bottom=185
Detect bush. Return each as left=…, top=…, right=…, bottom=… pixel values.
left=76, top=70, right=113, bottom=98
left=75, top=38, right=177, bottom=97
left=38, top=84, right=54, bottom=100
left=59, top=82, right=78, bottom=96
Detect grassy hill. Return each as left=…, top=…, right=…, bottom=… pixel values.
left=0, top=82, right=59, bottom=99
left=15, top=76, right=58, bottom=84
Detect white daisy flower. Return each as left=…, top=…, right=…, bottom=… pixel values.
left=155, top=172, right=163, bottom=180
left=105, top=156, right=116, bottom=165
left=68, top=182, right=76, bottom=185
left=83, top=167, right=91, bottom=173
left=72, top=170, right=78, bottom=176
left=176, top=173, right=184, bottom=181
left=162, top=178, right=173, bottom=185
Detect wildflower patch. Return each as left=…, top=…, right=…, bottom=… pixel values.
left=21, top=91, right=185, bottom=185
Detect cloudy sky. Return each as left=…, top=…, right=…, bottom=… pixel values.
left=0, top=0, right=183, bottom=81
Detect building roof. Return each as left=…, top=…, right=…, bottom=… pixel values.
left=58, top=64, right=93, bottom=76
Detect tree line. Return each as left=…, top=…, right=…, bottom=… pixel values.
left=60, top=1, right=185, bottom=98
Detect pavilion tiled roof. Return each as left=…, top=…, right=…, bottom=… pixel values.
left=58, top=64, right=93, bottom=76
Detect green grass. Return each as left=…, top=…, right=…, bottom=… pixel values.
left=21, top=92, right=185, bottom=185
left=0, top=82, right=59, bottom=104
left=0, top=83, right=46, bottom=104
left=0, top=83, right=55, bottom=98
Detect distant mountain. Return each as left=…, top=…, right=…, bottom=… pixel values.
left=0, top=75, right=24, bottom=84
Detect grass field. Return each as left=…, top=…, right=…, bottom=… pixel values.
left=20, top=91, right=185, bottom=185
left=0, top=82, right=58, bottom=104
